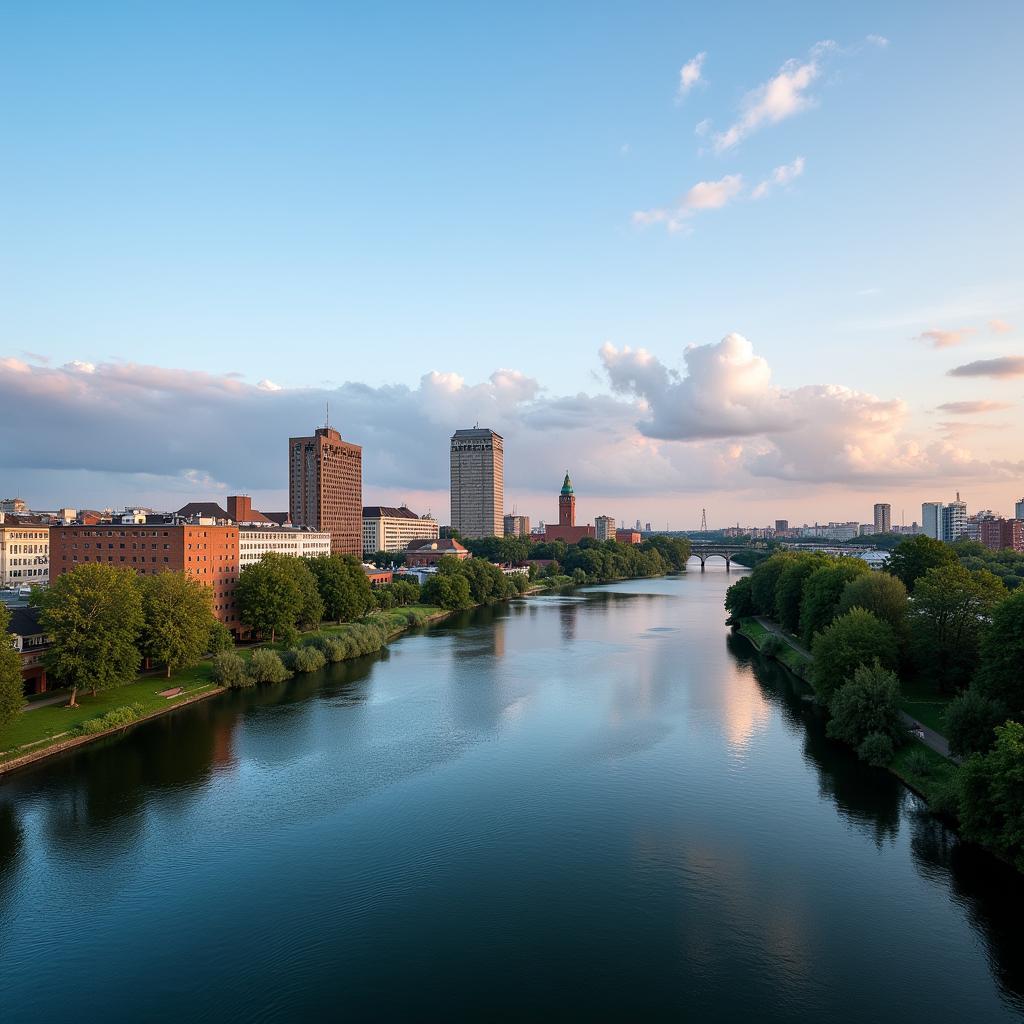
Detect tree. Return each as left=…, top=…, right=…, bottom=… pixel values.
left=0, top=603, right=24, bottom=729
left=908, top=563, right=1007, bottom=693
left=724, top=576, right=756, bottom=622
left=887, top=534, right=956, bottom=591
left=207, top=620, right=235, bottom=654
left=421, top=572, right=472, bottom=610
left=799, top=558, right=871, bottom=644
left=974, top=589, right=1024, bottom=718
left=959, top=721, right=1024, bottom=873
left=810, top=607, right=899, bottom=702
left=947, top=689, right=1008, bottom=757
left=774, top=553, right=828, bottom=633
left=749, top=553, right=795, bottom=616
left=306, top=554, right=373, bottom=622
left=641, top=535, right=692, bottom=571
left=236, top=553, right=305, bottom=642
left=33, top=564, right=144, bottom=706
left=826, top=662, right=903, bottom=753
left=836, top=572, right=909, bottom=635
left=140, top=572, right=217, bottom=677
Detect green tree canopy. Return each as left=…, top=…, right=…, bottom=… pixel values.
left=974, top=588, right=1024, bottom=718
left=0, top=603, right=25, bottom=729
left=799, top=558, right=871, bottom=644
left=836, top=571, right=909, bottom=635
left=886, top=534, right=956, bottom=590
left=908, top=563, right=1007, bottom=693
left=421, top=572, right=472, bottom=610
left=34, top=564, right=144, bottom=706
left=141, top=572, right=217, bottom=677
left=774, top=553, right=829, bottom=633
left=749, top=553, right=795, bottom=617
left=236, top=553, right=303, bottom=642
left=724, top=576, right=756, bottom=621
left=826, top=661, right=904, bottom=752
left=946, top=688, right=1008, bottom=758
left=810, top=607, right=899, bottom=702
left=306, top=554, right=373, bottom=623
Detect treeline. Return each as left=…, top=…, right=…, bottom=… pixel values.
left=726, top=533, right=1024, bottom=871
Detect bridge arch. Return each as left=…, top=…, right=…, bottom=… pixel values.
left=690, top=550, right=732, bottom=571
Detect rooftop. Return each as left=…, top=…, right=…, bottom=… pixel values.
left=363, top=505, right=429, bottom=520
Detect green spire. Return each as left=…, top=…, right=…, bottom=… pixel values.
left=560, top=471, right=574, bottom=496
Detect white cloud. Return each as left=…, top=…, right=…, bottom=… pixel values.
left=751, top=156, right=805, bottom=199
left=915, top=327, right=976, bottom=348
left=257, top=378, right=283, bottom=391
left=632, top=173, right=744, bottom=232
left=677, top=52, right=706, bottom=101
left=866, top=34, right=890, bottom=48
left=713, top=42, right=835, bottom=153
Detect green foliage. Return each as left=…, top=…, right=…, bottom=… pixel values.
left=974, top=589, right=1024, bottom=718
left=887, top=534, right=957, bottom=590
left=212, top=650, right=249, bottom=688
left=947, top=688, right=1007, bottom=757
left=207, top=619, right=235, bottom=654
left=857, top=731, right=895, bottom=767
left=826, top=661, right=904, bottom=750
left=798, top=558, right=871, bottom=644
left=141, top=572, right=217, bottom=677
left=76, top=703, right=145, bottom=735
left=321, top=637, right=347, bottom=662
left=724, top=576, right=756, bottom=621
left=774, top=553, right=828, bottom=633
left=572, top=567, right=587, bottom=584
left=908, top=563, right=1007, bottom=693
left=904, top=748, right=933, bottom=778
left=836, top=572, right=909, bottom=635
left=959, top=721, right=1024, bottom=872
left=810, top=608, right=899, bottom=702
left=640, top=535, right=693, bottom=571
left=0, top=604, right=25, bottom=729
left=749, top=553, right=795, bottom=616
left=290, top=645, right=327, bottom=673
left=34, top=564, right=144, bottom=701
left=246, top=648, right=291, bottom=684
left=421, top=571, right=473, bottom=610
left=237, top=552, right=322, bottom=641
left=306, top=554, right=374, bottom=622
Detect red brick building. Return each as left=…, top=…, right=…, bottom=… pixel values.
left=405, top=538, right=470, bottom=565
left=50, top=523, right=241, bottom=629
left=979, top=518, right=1024, bottom=552
left=544, top=473, right=597, bottom=544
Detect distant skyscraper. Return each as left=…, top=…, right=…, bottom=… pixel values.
left=941, top=494, right=968, bottom=543
left=1016, top=498, right=1024, bottom=520
left=873, top=503, right=891, bottom=534
left=450, top=428, right=504, bottom=538
left=645, top=522, right=652, bottom=533
left=922, top=502, right=943, bottom=540
left=289, top=426, right=363, bottom=556
left=594, top=515, right=616, bottom=541
left=775, top=519, right=789, bottom=533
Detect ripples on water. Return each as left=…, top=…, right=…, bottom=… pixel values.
left=0, top=570, right=1022, bottom=1022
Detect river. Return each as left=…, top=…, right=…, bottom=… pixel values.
left=1, top=568, right=1022, bottom=1021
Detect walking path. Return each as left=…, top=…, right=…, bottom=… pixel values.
left=21, top=693, right=69, bottom=713
left=752, top=616, right=955, bottom=762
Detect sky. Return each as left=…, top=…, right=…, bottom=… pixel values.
left=2, top=1, right=1023, bottom=529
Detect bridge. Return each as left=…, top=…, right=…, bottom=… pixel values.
left=688, top=541, right=750, bottom=571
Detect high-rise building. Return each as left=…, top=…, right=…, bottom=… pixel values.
left=873, top=503, right=892, bottom=534
left=645, top=522, right=652, bottom=533
left=922, top=502, right=943, bottom=540
left=450, top=428, right=503, bottom=538
left=503, top=514, right=530, bottom=537
left=1016, top=498, right=1024, bottom=520
left=289, top=426, right=363, bottom=556
left=941, top=494, right=968, bottom=543
left=774, top=519, right=789, bottom=533
left=594, top=515, right=616, bottom=541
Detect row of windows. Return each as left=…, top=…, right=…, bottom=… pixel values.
left=8, top=568, right=47, bottom=577
left=61, top=529, right=237, bottom=539
left=1, top=531, right=47, bottom=540
left=6, top=557, right=48, bottom=565
left=4, top=543, right=47, bottom=553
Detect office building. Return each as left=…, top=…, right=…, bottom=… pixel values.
left=774, top=520, right=789, bottom=533
left=922, top=502, right=943, bottom=540
left=873, top=503, right=891, bottom=534
left=941, top=494, right=968, bottom=543
left=450, top=428, right=503, bottom=538
left=979, top=518, right=1024, bottom=553
left=0, top=514, right=50, bottom=587
left=1016, top=498, right=1024, bottom=520
left=503, top=514, right=531, bottom=537
left=289, top=425, right=363, bottom=556
left=363, top=506, right=439, bottom=555
left=239, top=525, right=331, bottom=568
left=594, top=515, right=616, bottom=541
left=50, top=522, right=240, bottom=628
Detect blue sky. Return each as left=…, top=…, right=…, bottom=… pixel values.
left=2, top=2, right=1023, bottom=526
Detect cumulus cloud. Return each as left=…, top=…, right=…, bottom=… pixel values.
left=677, top=52, right=706, bottom=101
left=936, top=400, right=1013, bottom=414
left=632, top=173, right=744, bottom=232
left=990, top=319, right=1014, bottom=334
left=751, top=156, right=805, bottom=199
left=713, top=42, right=834, bottom=153
left=915, top=327, right=975, bottom=348
left=948, top=356, right=1024, bottom=379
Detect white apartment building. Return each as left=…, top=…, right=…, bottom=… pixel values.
left=921, top=502, right=943, bottom=540
left=362, top=505, right=439, bottom=555
left=238, top=525, right=331, bottom=568
left=0, top=514, right=50, bottom=587
left=594, top=515, right=616, bottom=541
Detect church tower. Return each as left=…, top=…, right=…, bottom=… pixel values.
left=558, top=471, right=575, bottom=527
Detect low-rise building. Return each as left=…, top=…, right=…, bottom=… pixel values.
left=405, top=538, right=470, bottom=566
left=615, top=529, right=641, bottom=545
left=8, top=605, right=49, bottom=694
left=979, top=518, right=1024, bottom=553
left=238, top=525, right=331, bottom=567
left=363, top=565, right=393, bottom=586
left=363, top=506, right=439, bottom=555
left=0, top=514, right=50, bottom=588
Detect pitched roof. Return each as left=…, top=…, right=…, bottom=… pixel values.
left=262, top=512, right=291, bottom=525
left=362, top=505, right=426, bottom=520
left=8, top=606, right=43, bottom=637
left=406, top=538, right=467, bottom=553
left=176, top=502, right=228, bottom=519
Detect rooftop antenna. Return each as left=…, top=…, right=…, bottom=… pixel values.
left=325, top=400, right=330, bottom=429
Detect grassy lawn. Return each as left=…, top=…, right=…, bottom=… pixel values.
left=1, top=663, right=219, bottom=762
left=737, top=618, right=770, bottom=646
left=898, top=676, right=953, bottom=736
left=889, top=739, right=957, bottom=803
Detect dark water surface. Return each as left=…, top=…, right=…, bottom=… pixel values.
left=1, top=570, right=1022, bottom=1022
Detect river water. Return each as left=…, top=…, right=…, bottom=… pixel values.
left=1, top=569, right=1022, bottom=1022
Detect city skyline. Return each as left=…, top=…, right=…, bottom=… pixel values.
left=2, top=4, right=1023, bottom=527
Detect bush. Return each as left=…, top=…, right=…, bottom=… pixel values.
left=292, top=645, right=327, bottom=673
left=857, top=731, right=895, bottom=767
left=76, top=703, right=145, bottom=735
left=247, top=648, right=291, bottom=684
left=321, top=637, right=347, bottom=662
left=903, top=748, right=933, bottom=778
left=810, top=608, right=899, bottom=702
left=760, top=635, right=784, bottom=657
left=207, top=620, right=235, bottom=654
left=947, top=689, right=1007, bottom=757
left=827, top=662, right=904, bottom=751
left=212, top=650, right=249, bottom=688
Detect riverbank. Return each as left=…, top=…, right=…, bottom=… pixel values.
left=733, top=616, right=960, bottom=807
